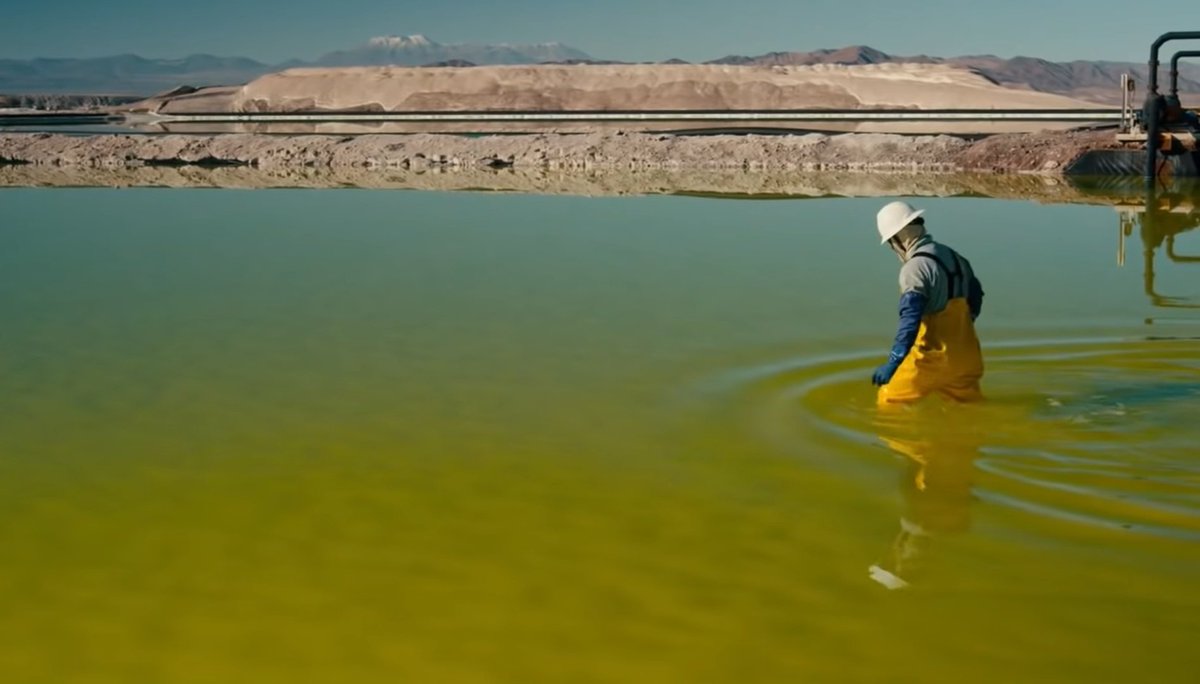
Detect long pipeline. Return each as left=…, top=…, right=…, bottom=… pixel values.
left=133, top=108, right=1121, bottom=123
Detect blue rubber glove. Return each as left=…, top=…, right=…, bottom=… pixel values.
left=873, top=291, right=926, bottom=386
left=872, top=358, right=902, bottom=386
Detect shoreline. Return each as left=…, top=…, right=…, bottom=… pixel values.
left=0, top=130, right=1124, bottom=178
left=0, top=164, right=1148, bottom=205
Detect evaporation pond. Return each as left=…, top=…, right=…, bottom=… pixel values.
left=1, top=187, right=1198, bottom=682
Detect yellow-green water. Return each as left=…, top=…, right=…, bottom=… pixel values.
left=1, top=187, right=1198, bottom=682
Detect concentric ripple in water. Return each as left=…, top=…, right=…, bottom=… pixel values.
left=684, top=337, right=1200, bottom=542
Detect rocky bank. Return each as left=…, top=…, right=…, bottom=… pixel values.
left=0, top=130, right=1122, bottom=177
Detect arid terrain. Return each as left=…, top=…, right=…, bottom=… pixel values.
left=0, top=129, right=1121, bottom=178
left=3, top=36, right=1197, bottom=104
left=129, top=63, right=1100, bottom=114
left=0, top=62, right=1140, bottom=181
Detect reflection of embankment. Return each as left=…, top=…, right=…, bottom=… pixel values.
left=0, top=164, right=1131, bottom=202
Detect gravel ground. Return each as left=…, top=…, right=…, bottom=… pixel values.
left=0, top=129, right=1122, bottom=177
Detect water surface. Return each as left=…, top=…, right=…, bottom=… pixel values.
left=1, top=185, right=1197, bottom=682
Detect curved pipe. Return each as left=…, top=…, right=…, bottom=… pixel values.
left=1149, top=32, right=1200, bottom=94
left=1146, top=32, right=1200, bottom=181
left=1142, top=249, right=1199, bottom=308
left=1169, top=50, right=1200, bottom=97
left=1167, top=235, right=1200, bottom=262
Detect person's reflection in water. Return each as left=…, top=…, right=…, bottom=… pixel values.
left=868, top=408, right=982, bottom=590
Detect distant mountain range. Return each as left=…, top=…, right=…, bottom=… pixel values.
left=0, top=35, right=591, bottom=95
left=2, top=37, right=1198, bottom=103
left=315, top=35, right=590, bottom=68
left=704, top=46, right=1200, bottom=102
left=0, top=54, right=274, bottom=94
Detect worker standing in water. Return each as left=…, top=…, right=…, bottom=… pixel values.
left=871, top=201, right=985, bottom=404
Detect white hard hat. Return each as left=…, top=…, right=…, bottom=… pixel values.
left=876, top=201, right=926, bottom=244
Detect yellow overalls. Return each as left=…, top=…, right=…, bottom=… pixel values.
left=877, top=251, right=984, bottom=405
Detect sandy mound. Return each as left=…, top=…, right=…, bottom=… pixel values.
left=129, top=86, right=241, bottom=114
left=139, top=63, right=1102, bottom=114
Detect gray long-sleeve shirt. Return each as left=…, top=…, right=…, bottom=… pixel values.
left=898, top=235, right=977, bottom=317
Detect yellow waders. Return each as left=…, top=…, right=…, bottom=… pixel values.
left=877, top=297, right=984, bottom=405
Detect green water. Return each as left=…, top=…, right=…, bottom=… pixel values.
left=1, top=186, right=1198, bottom=682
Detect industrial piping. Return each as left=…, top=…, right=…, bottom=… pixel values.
left=1145, top=31, right=1200, bottom=182
left=1169, top=49, right=1200, bottom=97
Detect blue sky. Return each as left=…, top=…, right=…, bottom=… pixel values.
left=0, top=0, right=1180, bottom=63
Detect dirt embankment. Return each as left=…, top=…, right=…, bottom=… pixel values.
left=125, top=63, right=1101, bottom=115
left=956, top=130, right=1126, bottom=172
left=0, top=129, right=1120, bottom=176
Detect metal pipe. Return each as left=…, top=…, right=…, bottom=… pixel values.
left=1169, top=50, right=1200, bottom=97
left=1166, top=235, right=1200, bottom=262
left=142, top=109, right=1122, bottom=123
left=1145, top=94, right=1162, bottom=182
left=1146, top=32, right=1200, bottom=181
left=1149, top=32, right=1200, bottom=94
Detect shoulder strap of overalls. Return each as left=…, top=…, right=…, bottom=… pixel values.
left=911, top=250, right=964, bottom=298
